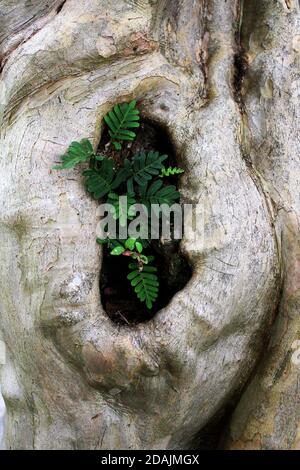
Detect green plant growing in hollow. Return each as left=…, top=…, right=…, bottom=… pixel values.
left=104, top=100, right=140, bottom=150
left=52, top=100, right=184, bottom=310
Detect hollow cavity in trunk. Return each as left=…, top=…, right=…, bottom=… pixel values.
left=98, top=119, right=192, bottom=324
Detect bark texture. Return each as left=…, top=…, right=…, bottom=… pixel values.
left=224, top=0, right=300, bottom=450
left=0, top=0, right=298, bottom=450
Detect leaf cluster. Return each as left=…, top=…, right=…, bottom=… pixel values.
left=104, top=100, right=140, bottom=150
left=53, top=100, right=184, bottom=310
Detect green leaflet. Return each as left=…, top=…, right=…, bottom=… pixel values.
left=83, top=158, right=114, bottom=199
left=140, top=179, right=180, bottom=209
left=160, top=166, right=185, bottom=177
left=111, top=246, right=125, bottom=255
left=53, top=139, right=94, bottom=169
left=97, top=238, right=124, bottom=250
left=107, top=192, right=137, bottom=227
left=125, top=237, right=136, bottom=251
left=130, top=151, right=168, bottom=187
left=127, top=261, right=159, bottom=309
left=96, top=238, right=109, bottom=245
left=104, top=100, right=140, bottom=150
left=83, top=158, right=128, bottom=199
left=135, top=241, right=143, bottom=253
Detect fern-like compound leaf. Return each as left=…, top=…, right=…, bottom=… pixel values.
left=160, top=166, right=184, bottom=177
left=84, top=158, right=130, bottom=199
left=127, top=261, right=159, bottom=309
left=104, top=100, right=140, bottom=150
left=53, top=139, right=94, bottom=169
left=83, top=158, right=114, bottom=199
left=107, top=192, right=137, bottom=227
left=130, top=151, right=168, bottom=187
left=141, top=179, right=180, bottom=209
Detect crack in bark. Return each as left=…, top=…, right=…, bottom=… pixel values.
left=284, top=0, right=293, bottom=9
left=232, top=0, right=248, bottom=114
left=152, top=0, right=210, bottom=101
left=233, top=2, right=282, bottom=271
left=197, top=5, right=210, bottom=101
left=56, top=0, right=67, bottom=15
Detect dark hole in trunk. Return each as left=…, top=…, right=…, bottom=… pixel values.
left=97, top=118, right=192, bottom=325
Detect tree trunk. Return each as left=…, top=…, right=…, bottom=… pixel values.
left=0, top=0, right=298, bottom=450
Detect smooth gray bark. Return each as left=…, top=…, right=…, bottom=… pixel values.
left=0, top=0, right=298, bottom=449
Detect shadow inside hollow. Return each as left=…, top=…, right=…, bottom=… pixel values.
left=98, top=119, right=193, bottom=325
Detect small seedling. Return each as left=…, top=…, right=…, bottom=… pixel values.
left=53, top=100, right=184, bottom=310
